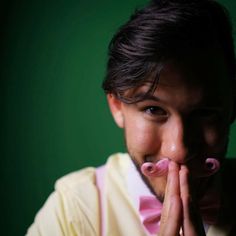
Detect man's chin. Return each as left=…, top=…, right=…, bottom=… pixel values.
left=195, top=175, right=219, bottom=200
left=145, top=176, right=166, bottom=201
left=130, top=155, right=166, bottom=202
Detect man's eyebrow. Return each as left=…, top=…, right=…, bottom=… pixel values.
left=134, top=93, right=161, bottom=102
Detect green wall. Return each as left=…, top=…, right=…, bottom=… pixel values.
left=1, top=0, right=236, bottom=235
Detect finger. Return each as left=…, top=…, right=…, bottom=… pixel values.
left=180, top=165, right=205, bottom=236
left=159, top=161, right=182, bottom=235
left=166, top=161, right=180, bottom=197
left=141, top=159, right=170, bottom=177
left=161, top=195, right=182, bottom=236
left=164, top=161, right=181, bottom=213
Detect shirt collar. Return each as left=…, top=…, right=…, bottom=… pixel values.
left=126, top=158, right=155, bottom=210
left=125, top=157, right=210, bottom=233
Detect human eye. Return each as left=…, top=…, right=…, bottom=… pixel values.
left=144, top=106, right=168, bottom=117
left=192, top=108, right=221, bottom=122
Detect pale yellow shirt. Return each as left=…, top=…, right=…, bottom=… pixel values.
left=27, top=153, right=234, bottom=236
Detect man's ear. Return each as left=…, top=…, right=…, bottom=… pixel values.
left=107, top=94, right=124, bottom=128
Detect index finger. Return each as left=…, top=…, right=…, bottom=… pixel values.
left=159, top=161, right=182, bottom=234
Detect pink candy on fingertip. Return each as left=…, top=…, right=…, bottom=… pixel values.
left=155, top=159, right=170, bottom=176
left=141, top=158, right=170, bottom=177
left=141, top=157, right=220, bottom=178
left=204, top=158, right=220, bottom=176
left=141, top=163, right=158, bottom=177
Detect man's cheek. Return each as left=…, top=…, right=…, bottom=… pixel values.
left=204, top=126, right=229, bottom=152
left=126, top=123, right=159, bottom=155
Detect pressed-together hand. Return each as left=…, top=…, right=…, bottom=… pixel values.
left=141, top=160, right=205, bottom=236
left=156, top=162, right=206, bottom=236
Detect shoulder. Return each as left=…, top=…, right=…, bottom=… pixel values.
left=55, top=152, right=130, bottom=193
left=222, top=158, right=236, bottom=183
left=55, top=167, right=100, bottom=218
left=222, top=158, right=236, bottom=201
left=27, top=167, right=99, bottom=236
left=55, top=167, right=97, bottom=197
left=217, top=158, right=236, bottom=231
left=27, top=153, right=131, bottom=236
left=221, top=158, right=236, bottom=199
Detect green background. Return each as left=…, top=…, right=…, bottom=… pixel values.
left=1, top=0, right=236, bottom=235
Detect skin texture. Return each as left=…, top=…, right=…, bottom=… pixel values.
left=107, top=49, right=235, bottom=235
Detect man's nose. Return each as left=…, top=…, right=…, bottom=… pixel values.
left=161, top=117, right=190, bottom=164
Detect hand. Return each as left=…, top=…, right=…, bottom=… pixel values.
left=158, top=161, right=206, bottom=236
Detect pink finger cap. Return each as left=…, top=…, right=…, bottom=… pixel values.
left=155, top=158, right=170, bottom=176
left=204, top=158, right=220, bottom=176
left=141, top=158, right=170, bottom=177
left=141, top=162, right=157, bottom=177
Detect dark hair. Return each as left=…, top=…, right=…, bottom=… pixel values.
left=102, top=0, right=236, bottom=103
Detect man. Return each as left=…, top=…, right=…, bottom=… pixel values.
left=27, top=0, right=236, bottom=235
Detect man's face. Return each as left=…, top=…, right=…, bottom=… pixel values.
left=108, top=50, right=235, bottom=200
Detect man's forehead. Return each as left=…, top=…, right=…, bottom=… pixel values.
left=121, top=47, right=232, bottom=105
left=123, top=60, right=231, bottom=107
